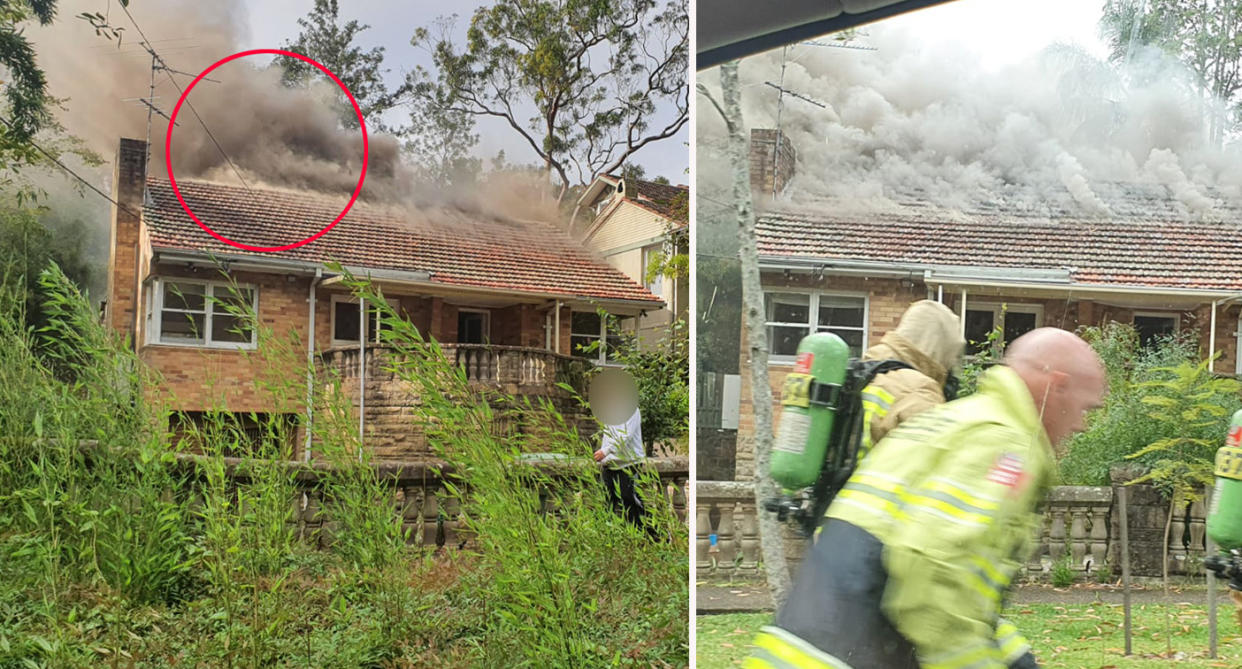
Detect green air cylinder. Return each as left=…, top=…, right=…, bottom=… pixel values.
left=770, top=332, right=851, bottom=490
left=1208, top=410, right=1242, bottom=551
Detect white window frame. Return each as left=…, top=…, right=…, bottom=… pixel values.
left=147, top=277, right=258, bottom=350
left=642, top=243, right=665, bottom=297
left=964, top=301, right=1044, bottom=351
left=329, top=294, right=399, bottom=348
left=456, top=307, right=492, bottom=345
left=1235, top=311, right=1242, bottom=377
left=570, top=310, right=622, bottom=366
left=764, top=288, right=869, bottom=365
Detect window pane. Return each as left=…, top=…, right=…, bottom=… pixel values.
left=571, top=311, right=601, bottom=335
left=163, top=282, right=205, bottom=312
left=214, top=287, right=253, bottom=316
left=964, top=309, right=995, bottom=355
left=1134, top=315, right=1176, bottom=349
left=769, top=325, right=809, bottom=356
left=1003, top=311, right=1037, bottom=346
left=605, top=333, right=623, bottom=363
left=766, top=293, right=809, bottom=324
left=571, top=334, right=600, bottom=357
left=458, top=312, right=487, bottom=345
left=644, top=246, right=664, bottom=296
left=818, top=296, right=864, bottom=328
left=161, top=311, right=205, bottom=342
left=819, top=327, right=865, bottom=357
left=212, top=314, right=252, bottom=343
left=334, top=301, right=361, bottom=342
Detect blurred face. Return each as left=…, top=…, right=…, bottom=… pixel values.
left=1040, top=368, right=1108, bottom=454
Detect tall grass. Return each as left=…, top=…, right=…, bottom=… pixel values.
left=0, top=263, right=688, bottom=668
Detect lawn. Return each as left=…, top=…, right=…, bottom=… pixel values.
left=697, top=603, right=1242, bottom=668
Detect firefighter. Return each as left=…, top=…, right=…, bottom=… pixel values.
left=856, top=299, right=965, bottom=460
left=747, top=328, right=1107, bottom=669
left=854, top=300, right=1034, bottom=667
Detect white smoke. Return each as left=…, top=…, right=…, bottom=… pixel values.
left=697, top=25, right=1242, bottom=224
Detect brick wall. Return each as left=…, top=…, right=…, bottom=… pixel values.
left=734, top=274, right=923, bottom=479
left=106, top=138, right=147, bottom=341
left=732, top=277, right=1242, bottom=480
left=749, top=129, right=796, bottom=196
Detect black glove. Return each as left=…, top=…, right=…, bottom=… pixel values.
left=1008, top=651, right=1040, bottom=669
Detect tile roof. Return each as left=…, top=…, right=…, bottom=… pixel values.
left=758, top=190, right=1242, bottom=291
left=623, top=178, right=689, bottom=223
left=143, top=178, right=662, bottom=304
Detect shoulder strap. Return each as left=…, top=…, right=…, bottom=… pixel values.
left=799, top=358, right=913, bottom=535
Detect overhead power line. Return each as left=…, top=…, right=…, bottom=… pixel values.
left=118, top=2, right=257, bottom=198
left=0, top=116, right=141, bottom=219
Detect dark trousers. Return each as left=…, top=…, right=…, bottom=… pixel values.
left=602, top=466, right=658, bottom=539
left=775, top=519, right=920, bottom=669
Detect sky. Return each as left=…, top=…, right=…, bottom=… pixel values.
left=242, top=0, right=690, bottom=183
left=873, top=0, right=1109, bottom=70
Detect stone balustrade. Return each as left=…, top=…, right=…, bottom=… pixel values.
left=314, top=344, right=593, bottom=460
left=695, top=480, right=1198, bottom=582
left=175, top=453, right=688, bottom=550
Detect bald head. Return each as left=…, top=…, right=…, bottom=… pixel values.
left=1004, top=328, right=1107, bottom=452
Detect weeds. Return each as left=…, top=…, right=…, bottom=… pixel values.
left=0, top=263, right=688, bottom=667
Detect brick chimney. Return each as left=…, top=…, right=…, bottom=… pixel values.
left=105, top=138, right=147, bottom=341
left=748, top=128, right=796, bottom=196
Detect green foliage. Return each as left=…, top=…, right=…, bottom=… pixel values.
left=1058, top=324, right=1240, bottom=487
left=1123, top=357, right=1240, bottom=498
left=410, top=0, right=689, bottom=200
left=0, top=206, right=94, bottom=342
left=609, top=318, right=691, bottom=455
left=1050, top=553, right=1076, bottom=588
left=695, top=256, right=740, bottom=374
left=0, top=263, right=685, bottom=667
left=345, top=272, right=688, bottom=666
left=1099, top=0, right=1242, bottom=143
left=277, top=0, right=404, bottom=129
left=956, top=322, right=1004, bottom=398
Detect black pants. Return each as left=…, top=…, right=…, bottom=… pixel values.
left=775, top=519, right=920, bottom=669
left=602, top=466, right=658, bottom=539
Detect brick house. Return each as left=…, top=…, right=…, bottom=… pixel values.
left=573, top=174, right=689, bottom=348
left=104, top=138, right=664, bottom=459
left=727, top=131, right=1242, bottom=480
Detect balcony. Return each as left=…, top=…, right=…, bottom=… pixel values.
left=315, top=344, right=594, bottom=460
left=318, top=344, right=591, bottom=396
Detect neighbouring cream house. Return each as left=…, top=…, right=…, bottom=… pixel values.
left=574, top=174, right=689, bottom=349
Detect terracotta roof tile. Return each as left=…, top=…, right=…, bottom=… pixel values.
left=758, top=199, right=1242, bottom=291
left=144, top=178, right=662, bottom=304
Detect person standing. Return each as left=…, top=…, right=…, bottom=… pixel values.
left=595, top=405, right=657, bottom=537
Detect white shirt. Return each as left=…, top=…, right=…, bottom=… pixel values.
left=599, top=407, right=643, bottom=468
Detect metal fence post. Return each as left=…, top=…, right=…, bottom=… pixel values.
left=1119, top=484, right=1132, bottom=656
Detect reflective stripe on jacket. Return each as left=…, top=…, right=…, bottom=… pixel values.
left=827, top=365, right=1056, bottom=669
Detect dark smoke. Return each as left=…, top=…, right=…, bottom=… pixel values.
left=32, top=0, right=404, bottom=199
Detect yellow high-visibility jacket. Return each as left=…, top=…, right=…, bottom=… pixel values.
left=829, top=364, right=1056, bottom=669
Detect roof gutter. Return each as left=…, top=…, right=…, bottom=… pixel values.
left=155, top=246, right=663, bottom=312
left=926, top=274, right=1242, bottom=299
left=318, top=274, right=664, bottom=313
left=761, top=254, right=1242, bottom=299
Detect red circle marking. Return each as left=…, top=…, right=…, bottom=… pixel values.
left=164, top=48, right=368, bottom=252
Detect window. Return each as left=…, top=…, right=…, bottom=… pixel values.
left=331, top=295, right=398, bottom=347
left=571, top=311, right=622, bottom=364
left=150, top=279, right=256, bottom=348
left=1134, top=312, right=1179, bottom=349
left=765, top=291, right=867, bottom=360
left=963, top=302, right=1043, bottom=355
left=457, top=309, right=490, bottom=344
left=642, top=244, right=664, bottom=296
